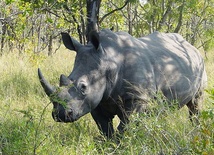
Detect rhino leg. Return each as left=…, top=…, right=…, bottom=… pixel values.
left=186, top=91, right=203, bottom=124
left=117, top=118, right=129, bottom=134
left=91, top=106, right=114, bottom=138
left=117, top=99, right=133, bottom=133
left=117, top=110, right=130, bottom=133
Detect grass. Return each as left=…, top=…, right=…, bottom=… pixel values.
left=0, top=48, right=214, bottom=155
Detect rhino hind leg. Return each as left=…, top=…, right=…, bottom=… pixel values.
left=186, top=90, right=203, bottom=124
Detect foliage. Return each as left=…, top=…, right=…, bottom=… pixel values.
left=0, top=0, right=214, bottom=55
left=101, top=0, right=214, bottom=50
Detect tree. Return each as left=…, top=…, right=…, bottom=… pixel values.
left=86, top=0, right=101, bottom=41
left=0, top=0, right=213, bottom=56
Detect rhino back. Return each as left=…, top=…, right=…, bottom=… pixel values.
left=99, top=30, right=206, bottom=107
left=140, top=32, right=206, bottom=106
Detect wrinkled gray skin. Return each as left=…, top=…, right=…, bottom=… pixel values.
left=38, top=29, right=207, bottom=138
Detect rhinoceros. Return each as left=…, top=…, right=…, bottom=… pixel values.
left=38, top=29, right=207, bottom=138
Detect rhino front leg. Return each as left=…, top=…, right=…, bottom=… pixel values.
left=117, top=99, right=144, bottom=133
left=117, top=117, right=129, bottom=134
left=117, top=99, right=134, bottom=133
left=91, top=106, right=114, bottom=138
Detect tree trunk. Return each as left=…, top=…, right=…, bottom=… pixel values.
left=174, top=1, right=184, bottom=33
left=127, top=3, right=133, bottom=35
left=86, top=0, right=101, bottom=42
left=0, top=21, right=6, bottom=55
left=79, top=0, right=86, bottom=45
left=48, top=35, right=53, bottom=56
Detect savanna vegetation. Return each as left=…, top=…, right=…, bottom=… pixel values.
left=0, top=0, right=214, bottom=154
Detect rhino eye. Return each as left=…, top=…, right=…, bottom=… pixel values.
left=79, top=82, right=87, bottom=95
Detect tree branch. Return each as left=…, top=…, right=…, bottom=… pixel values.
left=0, top=11, right=24, bottom=22
left=99, top=0, right=130, bottom=24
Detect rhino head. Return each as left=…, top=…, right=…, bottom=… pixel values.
left=38, top=31, right=110, bottom=122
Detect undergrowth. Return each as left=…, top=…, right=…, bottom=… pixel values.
left=0, top=49, right=213, bottom=154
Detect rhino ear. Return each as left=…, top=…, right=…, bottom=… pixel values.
left=61, top=32, right=82, bottom=51
left=89, top=30, right=100, bottom=50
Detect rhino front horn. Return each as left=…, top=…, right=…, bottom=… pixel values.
left=38, top=68, right=56, bottom=96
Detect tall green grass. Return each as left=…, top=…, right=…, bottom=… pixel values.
left=0, top=49, right=213, bottom=154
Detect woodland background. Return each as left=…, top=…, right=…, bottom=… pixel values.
left=0, top=0, right=214, bottom=56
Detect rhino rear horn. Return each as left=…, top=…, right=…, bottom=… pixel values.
left=38, top=68, right=56, bottom=96
left=60, top=74, right=72, bottom=87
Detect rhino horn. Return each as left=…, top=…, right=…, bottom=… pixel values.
left=38, top=68, right=56, bottom=96
left=60, top=74, right=72, bottom=87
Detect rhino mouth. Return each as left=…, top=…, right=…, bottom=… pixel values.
left=52, top=109, right=76, bottom=123
left=52, top=112, right=76, bottom=123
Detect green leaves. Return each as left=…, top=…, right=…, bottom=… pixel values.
left=5, top=0, right=15, bottom=4
left=0, top=0, right=214, bottom=54
left=46, top=17, right=53, bottom=23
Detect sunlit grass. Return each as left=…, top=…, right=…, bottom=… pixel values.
left=0, top=49, right=213, bottom=154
